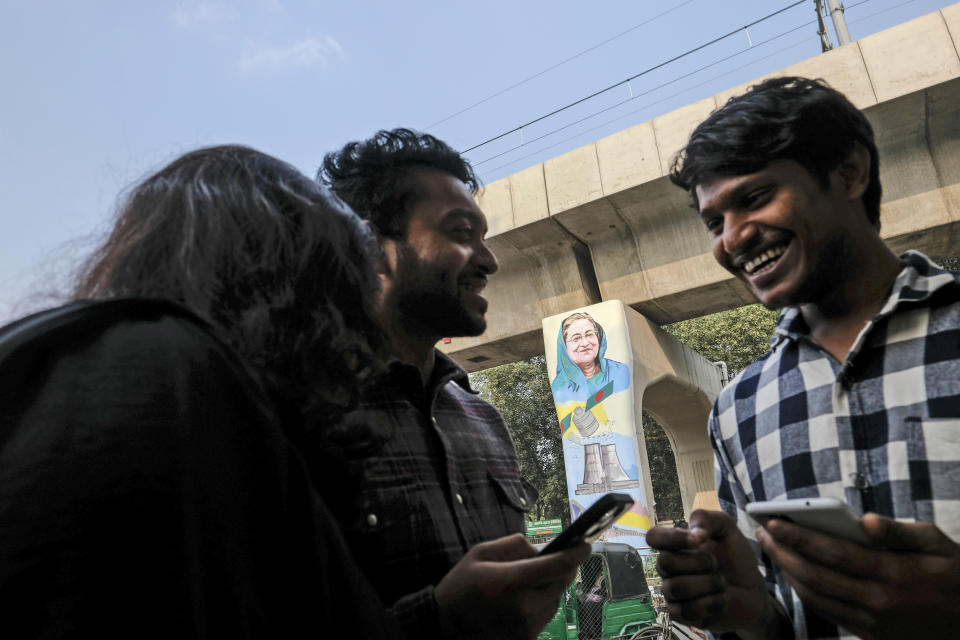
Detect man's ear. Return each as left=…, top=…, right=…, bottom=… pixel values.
left=838, top=142, right=871, bottom=202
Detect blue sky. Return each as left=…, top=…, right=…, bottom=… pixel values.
left=0, top=0, right=951, bottom=322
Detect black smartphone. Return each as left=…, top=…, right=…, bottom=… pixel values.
left=538, top=493, right=634, bottom=555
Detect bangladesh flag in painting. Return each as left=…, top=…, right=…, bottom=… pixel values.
left=585, top=380, right=613, bottom=411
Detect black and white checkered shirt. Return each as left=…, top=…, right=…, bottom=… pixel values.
left=711, top=251, right=960, bottom=640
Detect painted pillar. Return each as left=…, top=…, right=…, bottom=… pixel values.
left=543, top=300, right=656, bottom=545
left=543, top=300, right=725, bottom=539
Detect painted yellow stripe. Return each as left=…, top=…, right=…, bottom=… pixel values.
left=592, top=403, right=609, bottom=423
left=616, top=511, right=652, bottom=531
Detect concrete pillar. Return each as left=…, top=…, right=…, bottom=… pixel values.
left=543, top=300, right=724, bottom=541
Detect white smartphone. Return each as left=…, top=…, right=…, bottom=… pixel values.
left=745, top=497, right=871, bottom=545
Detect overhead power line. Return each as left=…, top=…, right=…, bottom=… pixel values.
left=462, top=0, right=807, bottom=155
left=472, top=0, right=894, bottom=180
left=423, top=0, right=698, bottom=131
left=847, top=0, right=917, bottom=26
left=474, top=17, right=819, bottom=173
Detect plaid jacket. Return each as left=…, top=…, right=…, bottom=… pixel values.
left=308, top=351, right=536, bottom=639
left=711, top=251, right=960, bottom=640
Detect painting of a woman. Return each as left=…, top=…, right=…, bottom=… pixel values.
left=551, top=311, right=630, bottom=405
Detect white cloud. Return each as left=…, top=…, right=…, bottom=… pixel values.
left=172, top=1, right=236, bottom=29
left=238, top=36, right=343, bottom=74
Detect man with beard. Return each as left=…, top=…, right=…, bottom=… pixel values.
left=647, top=77, right=960, bottom=639
left=316, top=129, right=588, bottom=640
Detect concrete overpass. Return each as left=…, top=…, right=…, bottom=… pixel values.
left=443, top=3, right=960, bottom=372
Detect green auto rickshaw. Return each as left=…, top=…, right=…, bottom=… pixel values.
left=538, top=542, right=658, bottom=640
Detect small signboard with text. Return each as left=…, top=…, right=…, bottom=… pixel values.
left=526, top=518, right=563, bottom=537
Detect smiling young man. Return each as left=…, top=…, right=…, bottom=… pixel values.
left=647, top=77, right=960, bottom=639
left=315, top=129, right=588, bottom=639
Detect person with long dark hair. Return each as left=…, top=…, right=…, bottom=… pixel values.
left=0, top=145, right=399, bottom=638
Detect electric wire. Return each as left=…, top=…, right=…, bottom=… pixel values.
left=846, top=0, right=917, bottom=26
left=423, top=0, right=698, bottom=131
left=461, top=0, right=808, bottom=154
left=471, top=0, right=907, bottom=180
left=471, top=17, right=817, bottom=170
left=476, top=25, right=820, bottom=179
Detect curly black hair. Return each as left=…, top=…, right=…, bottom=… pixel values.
left=670, top=76, right=882, bottom=228
left=319, top=128, right=479, bottom=239
left=73, top=145, right=386, bottom=432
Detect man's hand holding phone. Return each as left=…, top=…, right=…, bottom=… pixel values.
left=647, top=509, right=792, bottom=639
left=538, top=493, right=634, bottom=556
left=435, top=494, right=631, bottom=639
left=756, top=511, right=960, bottom=639
left=435, top=533, right=590, bottom=640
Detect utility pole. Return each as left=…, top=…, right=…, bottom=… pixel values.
left=826, top=0, right=853, bottom=45
left=814, top=0, right=834, bottom=52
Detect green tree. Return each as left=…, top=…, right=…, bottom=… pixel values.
left=642, top=412, right=684, bottom=522
left=934, top=255, right=960, bottom=270
left=663, top=303, right=780, bottom=378
left=471, top=356, right=570, bottom=525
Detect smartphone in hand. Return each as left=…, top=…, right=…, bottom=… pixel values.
left=746, top=497, right=870, bottom=545
left=538, top=493, right=634, bottom=556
